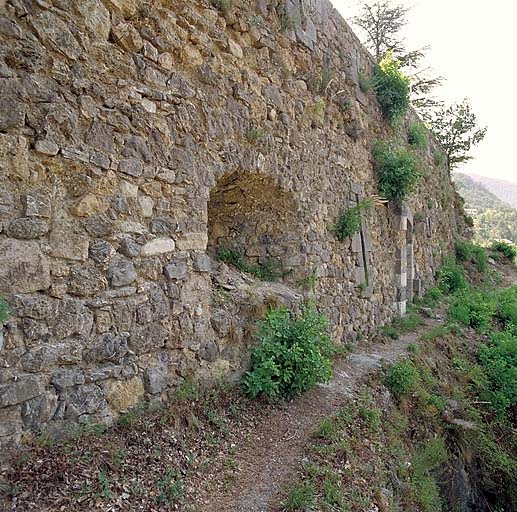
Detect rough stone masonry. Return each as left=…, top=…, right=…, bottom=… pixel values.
left=0, top=0, right=465, bottom=449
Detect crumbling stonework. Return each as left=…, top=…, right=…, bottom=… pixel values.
left=0, top=0, right=464, bottom=449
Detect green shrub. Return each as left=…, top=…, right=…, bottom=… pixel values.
left=495, top=286, right=517, bottom=330
left=212, top=0, right=232, bottom=12
left=246, top=127, right=265, bottom=142
left=407, top=122, right=428, bottom=149
left=333, top=196, right=384, bottom=241
left=333, top=205, right=361, bottom=241
left=455, top=240, right=488, bottom=272
left=491, top=241, right=517, bottom=262
left=373, top=51, right=410, bottom=123
left=478, top=331, right=517, bottom=417
left=448, top=291, right=496, bottom=334
left=464, top=215, right=474, bottom=228
left=358, top=72, right=374, bottom=93
left=313, top=68, right=333, bottom=94
left=436, top=260, right=467, bottom=294
left=410, top=438, right=448, bottom=512
left=384, top=359, right=419, bottom=396
left=433, top=149, right=446, bottom=167
left=242, top=305, right=334, bottom=400
left=373, top=139, right=422, bottom=203
left=382, top=325, right=399, bottom=340
left=0, top=296, right=9, bottom=325
left=217, top=247, right=288, bottom=282
left=392, top=310, right=424, bottom=333
left=218, top=246, right=245, bottom=269
left=417, top=287, right=442, bottom=309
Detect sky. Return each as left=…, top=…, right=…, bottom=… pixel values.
left=332, top=0, right=517, bottom=184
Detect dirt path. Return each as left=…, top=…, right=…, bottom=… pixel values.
left=194, top=316, right=443, bottom=512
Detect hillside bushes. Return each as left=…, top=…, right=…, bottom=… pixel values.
left=242, top=305, right=334, bottom=400
left=492, top=240, right=517, bottom=262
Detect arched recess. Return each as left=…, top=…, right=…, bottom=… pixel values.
left=207, top=171, right=300, bottom=274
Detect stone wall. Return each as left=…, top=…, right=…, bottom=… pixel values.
left=0, top=0, right=465, bottom=449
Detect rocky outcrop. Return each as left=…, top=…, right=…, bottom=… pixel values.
left=0, top=0, right=464, bottom=449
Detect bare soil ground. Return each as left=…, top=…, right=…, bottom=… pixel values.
left=194, top=317, right=443, bottom=512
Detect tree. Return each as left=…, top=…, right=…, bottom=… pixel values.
left=353, top=1, right=409, bottom=62
left=430, top=99, right=487, bottom=168
left=352, top=1, right=444, bottom=119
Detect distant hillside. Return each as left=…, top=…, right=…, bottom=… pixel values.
left=467, top=174, right=517, bottom=209
left=453, top=173, right=517, bottom=244
left=453, top=173, right=510, bottom=213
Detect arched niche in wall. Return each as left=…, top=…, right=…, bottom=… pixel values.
left=207, top=171, right=300, bottom=275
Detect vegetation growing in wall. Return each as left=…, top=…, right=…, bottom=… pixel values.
left=212, top=0, right=232, bottom=13
left=246, top=127, right=265, bottom=143
left=217, top=247, right=289, bottom=281
left=242, top=305, right=334, bottom=400
left=373, top=139, right=421, bottom=203
left=407, top=121, right=428, bottom=149
left=433, top=149, right=446, bottom=167
left=332, top=196, right=385, bottom=241
left=0, top=296, right=9, bottom=325
left=373, top=52, right=410, bottom=123
left=358, top=71, right=374, bottom=93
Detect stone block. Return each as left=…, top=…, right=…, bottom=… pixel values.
left=194, top=254, right=212, bottom=272
left=7, top=217, right=49, bottom=239
left=164, top=261, right=188, bottom=280
left=141, top=238, right=175, bottom=256
left=68, top=266, right=107, bottom=297
left=30, top=12, right=82, bottom=60
left=72, top=0, right=111, bottom=40
left=108, top=260, right=137, bottom=287
left=144, top=366, right=168, bottom=394
left=0, top=80, right=26, bottom=131
left=200, top=340, right=218, bottom=362
left=0, top=377, right=44, bottom=408
left=71, top=194, right=109, bottom=218
left=50, top=228, right=89, bottom=262
left=227, top=38, right=243, bottom=59
left=129, top=322, right=168, bottom=354
left=66, top=384, right=106, bottom=416
left=112, top=22, right=143, bottom=53
left=352, top=266, right=365, bottom=284
left=119, top=158, right=144, bottom=177
left=34, top=139, right=59, bottom=156
left=21, top=390, right=59, bottom=430
left=107, top=377, right=144, bottom=413
left=84, top=332, right=129, bottom=364
left=0, top=240, right=50, bottom=294
left=351, top=233, right=362, bottom=253
left=51, top=368, right=85, bottom=392
left=101, top=0, right=142, bottom=17
left=89, top=240, right=115, bottom=264
left=119, top=238, right=140, bottom=258
left=0, top=134, right=29, bottom=181
left=175, top=232, right=208, bottom=252
left=22, top=194, right=51, bottom=218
